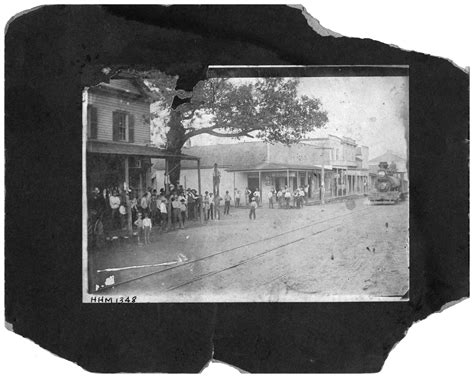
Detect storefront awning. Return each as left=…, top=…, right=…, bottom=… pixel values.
left=86, top=140, right=199, bottom=161
left=225, top=162, right=322, bottom=172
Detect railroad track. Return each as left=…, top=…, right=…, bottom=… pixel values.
left=99, top=205, right=381, bottom=293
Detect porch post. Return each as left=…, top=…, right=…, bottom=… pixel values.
left=286, top=169, right=290, bottom=189
left=321, top=165, right=325, bottom=204
left=305, top=170, right=309, bottom=198
left=197, top=159, right=201, bottom=196
left=166, top=159, right=172, bottom=231
left=139, top=172, right=143, bottom=198
left=258, top=170, right=262, bottom=206
left=124, top=157, right=132, bottom=235
left=197, top=159, right=202, bottom=223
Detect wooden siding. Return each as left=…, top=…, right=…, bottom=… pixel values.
left=88, top=91, right=150, bottom=145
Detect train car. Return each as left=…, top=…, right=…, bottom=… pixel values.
left=369, top=162, right=408, bottom=204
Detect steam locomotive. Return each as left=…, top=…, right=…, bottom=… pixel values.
left=368, top=162, right=408, bottom=205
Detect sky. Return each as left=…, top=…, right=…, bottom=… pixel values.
left=190, top=75, right=409, bottom=160
left=298, top=76, right=408, bottom=159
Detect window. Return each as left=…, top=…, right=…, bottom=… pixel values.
left=117, top=113, right=127, bottom=141
left=113, top=111, right=134, bottom=142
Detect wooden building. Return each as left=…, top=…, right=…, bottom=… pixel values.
left=84, top=78, right=199, bottom=200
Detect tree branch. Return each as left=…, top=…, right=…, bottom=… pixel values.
left=185, top=126, right=258, bottom=140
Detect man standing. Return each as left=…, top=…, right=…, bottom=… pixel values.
left=284, top=188, right=291, bottom=209
left=140, top=193, right=149, bottom=214
left=150, top=189, right=158, bottom=224
left=224, top=191, right=232, bottom=215
left=212, top=163, right=221, bottom=197
left=249, top=197, right=257, bottom=220
left=109, top=190, right=121, bottom=229
left=203, top=191, right=211, bottom=221
left=276, top=189, right=283, bottom=208
left=214, top=193, right=222, bottom=220
left=254, top=189, right=261, bottom=207
left=267, top=189, right=274, bottom=209
left=245, top=187, right=251, bottom=206
left=171, top=195, right=184, bottom=229
left=235, top=189, right=241, bottom=208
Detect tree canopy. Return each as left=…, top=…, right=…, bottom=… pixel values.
left=121, top=69, right=329, bottom=184
left=129, top=70, right=328, bottom=147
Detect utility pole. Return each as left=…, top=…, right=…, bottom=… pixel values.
left=314, top=146, right=333, bottom=205
left=213, top=163, right=220, bottom=218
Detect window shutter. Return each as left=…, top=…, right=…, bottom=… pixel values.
left=112, top=111, right=119, bottom=141
left=128, top=114, right=135, bottom=143
left=89, top=105, right=98, bottom=139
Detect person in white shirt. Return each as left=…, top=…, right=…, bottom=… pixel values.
left=249, top=197, right=258, bottom=220
left=209, top=193, right=215, bottom=220
left=159, top=200, right=168, bottom=231
left=254, top=189, right=261, bottom=206
left=284, top=189, right=291, bottom=209
left=267, top=189, right=274, bottom=209
left=171, top=196, right=184, bottom=229
left=276, top=189, right=283, bottom=208
left=140, top=193, right=148, bottom=213
left=109, top=191, right=121, bottom=229
left=142, top=213, right=152, bottom=245
left=299, top=187, right=305, bottom=208
left=235, top=189, right=241, bottom=207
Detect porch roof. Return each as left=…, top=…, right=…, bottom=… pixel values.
left=86, top=140, right=199, bottom=161
left=225, top=162, right=321, bottom=172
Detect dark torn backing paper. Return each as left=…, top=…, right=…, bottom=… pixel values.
left=4, top=4, right=469, bottom=373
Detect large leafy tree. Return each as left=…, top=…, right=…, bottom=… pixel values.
left=130, top=70, right=328, bottom=185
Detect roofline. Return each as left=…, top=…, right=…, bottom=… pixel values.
left=225, top=167, right=321, bottom=173
left=90, top=83, right=150, bottom=102
left=87, top=140, right=200, bottom=160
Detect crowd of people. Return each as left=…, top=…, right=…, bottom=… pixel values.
left=88, top=183, right=311, bottom=247
left=88, top=184, right=202, bottom=246
left=245, top=185, right=309, bottom=210
left=273, top=185, right=309, bottom=209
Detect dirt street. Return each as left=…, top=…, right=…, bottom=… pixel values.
left=95, top=198, right=409, bottom=302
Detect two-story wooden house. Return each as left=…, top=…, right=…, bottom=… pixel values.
left=84, top=77, right=199, bottom=203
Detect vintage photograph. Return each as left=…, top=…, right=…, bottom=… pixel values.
left=83, top=66, right=409, bottom=302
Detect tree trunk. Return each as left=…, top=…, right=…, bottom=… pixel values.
left=165, top=109, right=186, bottom=186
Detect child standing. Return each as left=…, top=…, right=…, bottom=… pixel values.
left=134, top=212, right=144, bottom=245
left=249, top=197, right=257, bottom=220
left=142, top=212, right=152, bottom=245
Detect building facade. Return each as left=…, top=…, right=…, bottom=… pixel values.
left=85, top=78, right=155, bottom=200
left=303, top=135, right=370, bottom=198
left=85, top=78, right=200, bottom=206
left=153, top=136, right=370, bottom=205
